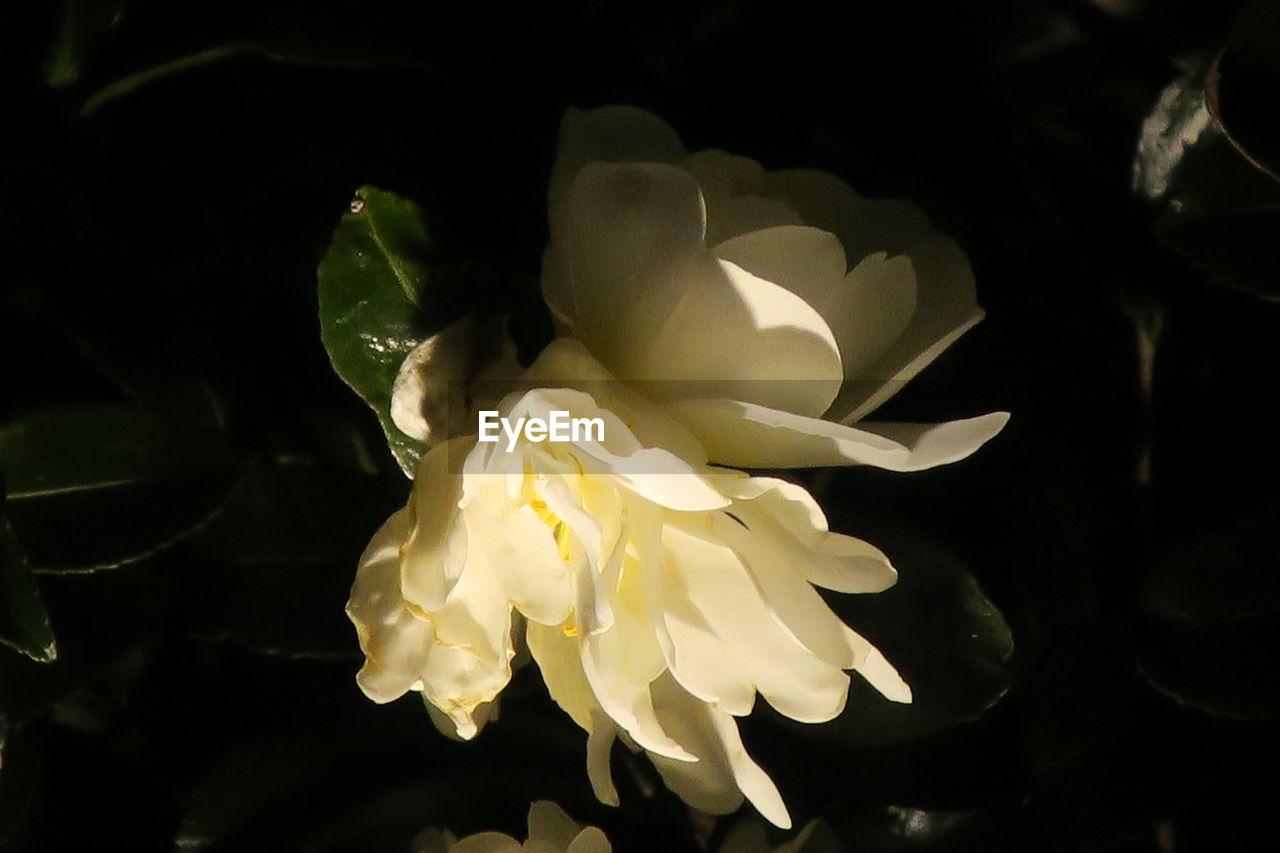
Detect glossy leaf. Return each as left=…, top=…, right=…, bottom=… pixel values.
left=318, top=186, right=432, bottom=477
left=1135, top=74, right=1280, bottom=300
left=1137, top=498, right=1280, bottom=719
left=184, top=461, right=388, bottom=659
left=0, top=509, right=56, bottom=663
left=0, top=405, right=240, bottom=572
left=43, top=0, right=133, bottom=88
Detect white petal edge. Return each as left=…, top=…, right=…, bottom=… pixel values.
left=663, top=398, right=1010, bottom=471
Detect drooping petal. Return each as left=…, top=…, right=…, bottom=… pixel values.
left=402, top=438, right=474, bottom=610
left=565, top=827, right=612, bottom=853
left=448, top=832, right=523, bottom=853
left=656, top=525, right=852, bottom=724
left=719, top=476, right=897, bottom=593
left=648, top=673, right=792, bottom=830
left=663, top=398, right=1009, bottom=471
left=828, top=235, right=985, bottom=423
left=586, top=712, right=621, bottom=807
left=526, top=802, right=585, bottom=851
left=527, top=621, right=595, bottom=731
left=348, top=509, right=434, bottom=702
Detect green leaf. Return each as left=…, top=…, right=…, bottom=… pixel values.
left=0, top=509, right=57, bottom=663
left=318, top=187, right=433, bottom=477
left=1137, top=498, right=1280, bottom=719
left=1134, top=74, right=1280, bottom=300
left=78, top=20, right=437, bottom=115
left=0, top=406, right=240, bottom=572
left=183, top=460, right=388, bottom=659
left=43, top=0, right=132, bottom=88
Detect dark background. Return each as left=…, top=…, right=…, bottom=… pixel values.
left=3, top=1, right=1279, bottom=850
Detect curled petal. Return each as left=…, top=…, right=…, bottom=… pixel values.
left=649, top=673, right=792, bottom=830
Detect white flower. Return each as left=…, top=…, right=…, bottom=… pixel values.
left=541, top=105, right=1008, bottom=471
left=412, top=801, right=608, bottom=853
left=412, top=801, right=836, bottom=853
left=353, top=106, right=1010, bottom=830
left=349, top=341, right=910, bottom=830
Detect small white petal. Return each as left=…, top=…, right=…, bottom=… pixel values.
left=566, top=828, right=612, bottom=853
left=586, top=711, right=621, bottom=806
left=448, top=832, right=523, bottom=853
left=526, top=802, right=583, bottom=850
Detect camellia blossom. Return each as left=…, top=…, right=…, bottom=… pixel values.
left=412, top=801, right=609, bottom=853
left=541, top=105, right=1008, bottom=471
left=351, top=107, right=1010, bottom=829
left=351, top=342, right=910, bottom=830
left=412, top=801, right=835, bottom=853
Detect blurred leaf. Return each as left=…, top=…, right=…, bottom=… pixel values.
left=0, top=406, right=241, bottom=571
left=43, top=0, right=132, bottom=87
left=1137, top=498, right=1280, bottom=718
left=1214, top=0, right=1280, bottom=179
left=0, top=721, right=47, bottom=851
left=1135, top=73, right=1280, bottom=299
left=183, top=460, right=388, bottom=659
left=827, top=805, right=974, bottom=853
left=78, top=12, right=437, bottom=116
left=0, top=508, right=56, bottom=663
left=772, top=528, right=1013, bottom=748
left=318, top=187, right=432, bottom=477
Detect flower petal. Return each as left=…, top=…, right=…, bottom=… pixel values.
left=520, top=338, right=709, bottom=466
left=760, top=168, right=934, bottom=260
left=348, top=509, right=433, bottom=702
left=608, top=252, right=844, bottom=418
left=566, top=828, right=612, bottom=853
left=663, top=398, right=1009, bottom=471
left=829, top=235, right=985, bottom=423
left=648, top=673, right=792, bottom=829
left=714, top=225, right=917, bottom=382
left=719, top=477, right=896, bottom=593
left=465, top=476, right=574, bottom=626
left=586, top=711, right=621, bottom=806
left=402, top=437, right=474, bottom=610
left=548, top=105, right=687, bottom=234
left=656, top=525, right=851, bottom=723
left=546, top=162, right=705, bottom=356
left=391, top=315, right=522, bottom=444
left=526, top=802, right=584, bottom=850
left=448, top=833, right=523, bottom=853
left=527, top=621, right=594, bottom=730
left=678, top=150, right=808, bottom=244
